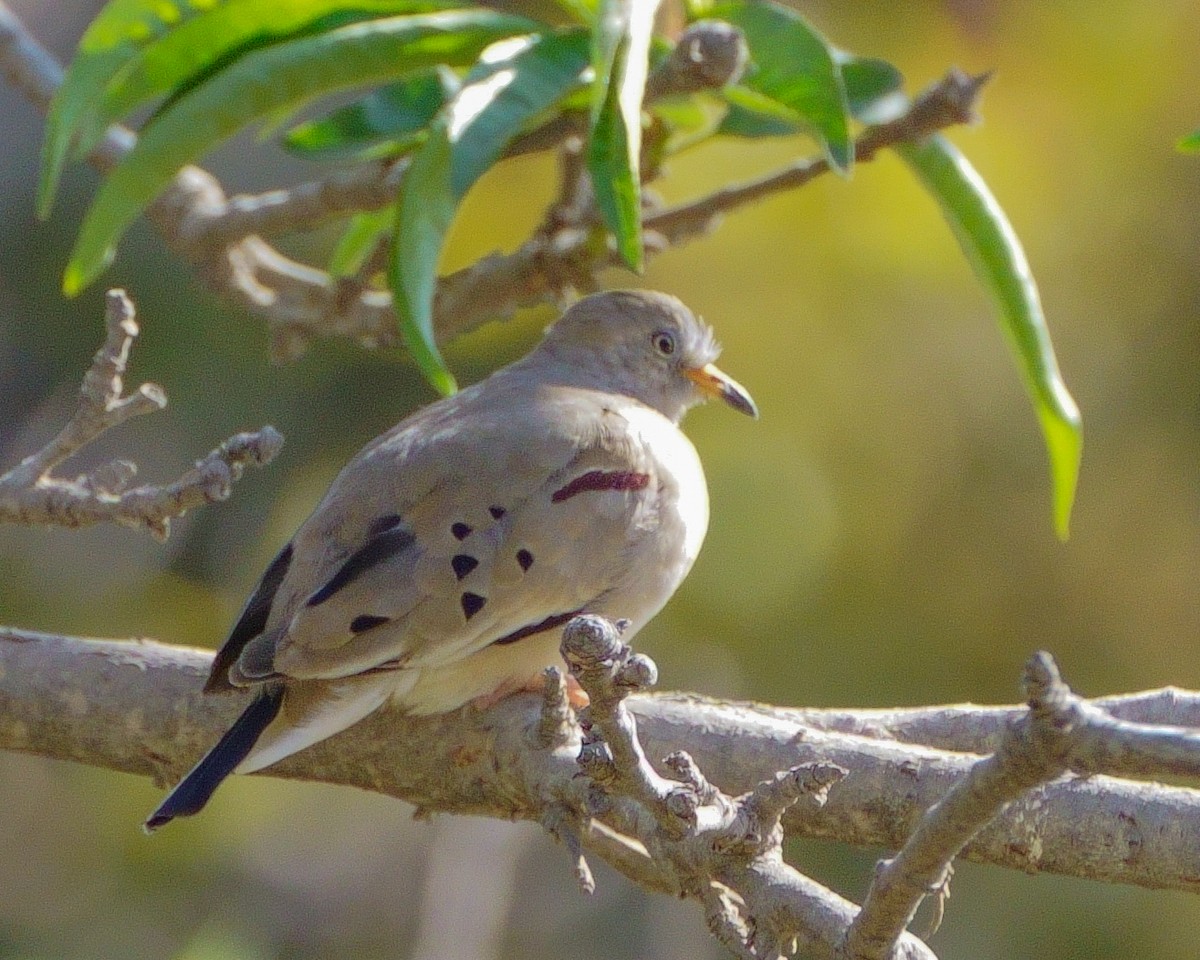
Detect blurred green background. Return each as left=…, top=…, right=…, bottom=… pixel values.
left=2, top=1, right=1199, bottom=958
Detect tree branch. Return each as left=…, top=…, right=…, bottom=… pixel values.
left=4, top=627, right=1200, bottom=900
left=838, top=652, right=1200, bottom=959
left=0, top=290, right=282, bottom=539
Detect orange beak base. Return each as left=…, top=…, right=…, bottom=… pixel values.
left=686, top=363, right=758, bottom=418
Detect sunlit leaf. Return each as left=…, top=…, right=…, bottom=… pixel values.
left=39, top=0, right=454, bottom=217
left=898, top=135, right=1083, bottom=538
left=392, top=30, right=592, bottom=394
left=707, top=0, right=851, bottom=172
left=654, top=93, right=729, bottom=153
left=63, top=10, right=535, bottom=296
left=837, top=53, right=905, bottom=124
left=329, top=208, right=393, bottom=277
left=586, top=0, right=661, bottom=271
left=1177, top=129, right=1200, bottom=153
left=548, top=0, right=598, bottom=23
left=716, top=96, right=800, bottom=139
left=284, top=67, right=459, bottom=160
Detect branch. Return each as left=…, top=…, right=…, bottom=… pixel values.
left=4, top=627, right=1200, bottom=899
left=840, top=652, right=1200, bottom=959
left=0, top=290, right=282, bottom=539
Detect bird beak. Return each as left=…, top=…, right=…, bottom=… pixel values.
left=685, top=363, right=759, bottom=418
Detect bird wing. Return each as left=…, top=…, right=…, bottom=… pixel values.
left=213, top=381, right=667, bottom=688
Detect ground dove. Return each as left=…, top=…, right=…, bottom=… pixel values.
left=146, top=289, right=756, bottom=829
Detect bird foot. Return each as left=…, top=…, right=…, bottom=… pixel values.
left=472, top=672, right=589, bottom=711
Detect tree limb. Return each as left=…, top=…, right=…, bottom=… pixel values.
left=3, top=626, right=1200, bottom=900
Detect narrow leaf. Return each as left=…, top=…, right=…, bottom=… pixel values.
left=837, top=53, right=905, bottom=124
left=654, top=93, right=729, bottom=153
left=392, top=30, right=592, bottom=394
left=39, top=0, right=452, bottom=217
left=548, top=0, right=598, bottom=23
left=39, top=0, right=200, bottom=218
left=330, top=209, right=393, bottom=278
left=586, top=0, right=661, bottom=270
left=897, top=135, right=1082, bottom=538
left=716, top=94, right=801, bottom=139
left=63, top=10, right=535, bottom=296
left=391, top=129, right=458, bottom=395
left=95, top=2, right=458, bottom=154
left=284, top=68, right=459, bottom=160
left=708, top=0, right=852, bottom=172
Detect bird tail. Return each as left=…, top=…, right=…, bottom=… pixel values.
left=144, top=686, right=284, bottom=832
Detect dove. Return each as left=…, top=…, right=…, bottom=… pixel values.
left=146, top=289, right=756, bottom=830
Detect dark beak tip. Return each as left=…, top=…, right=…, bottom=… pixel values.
left=725, top=387, right=759, bottom=419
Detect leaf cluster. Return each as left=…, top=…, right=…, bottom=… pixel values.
left=41, top=0, right=1081, bottom=535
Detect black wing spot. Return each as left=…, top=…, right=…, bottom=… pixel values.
left=350, top=614, right=390, bottom=634
left=517, top=549, right=534, bottom=571
left=489, top=505, right=506, bottom=519
left=461, top=592, right=487, bottom=620
left=451, top=554, right=479, bottom=580
left=367, top=513, right=404, bottom=537
left=451, top=522, right=472, bottom=541
left=307, top=526, right=415, bottom=607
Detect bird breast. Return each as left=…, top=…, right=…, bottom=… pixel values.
left=617, top=402, right=710, bottom=581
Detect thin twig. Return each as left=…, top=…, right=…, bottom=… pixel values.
left=0, top=291, right=282, bottom=539
left=839, top=652, right=1200, bottom=960
left=557, top=616, right=936, bottom=960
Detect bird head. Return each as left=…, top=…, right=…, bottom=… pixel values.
left=540, top=290, right=758, bottom=423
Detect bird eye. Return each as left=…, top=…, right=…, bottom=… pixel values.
left=652, top=331, right=676, bottom=356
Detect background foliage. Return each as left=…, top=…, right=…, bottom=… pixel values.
left=1, top=1, right=1198, bottom=958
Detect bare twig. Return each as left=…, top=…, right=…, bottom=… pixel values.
left=555, top=616, right=936, bottom=960
left=839, top=652, right=1200, bottom=960
left=0, top=291, right=282, bottom=539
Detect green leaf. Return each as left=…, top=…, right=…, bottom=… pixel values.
left=392, top=30, right=592, bottom=394
left=547, top=0, right=598, bottom=23
left=897, top=135, right=1083, bottom=539
left=330, top=208, right=393, bottom=277
left=284, top=67, right=459, bottom=160
left=63, top=9, right=535, bottom=296
left=708, top=1, right=852, bottom=172
left=39, top=0, right=453, bottom=217
left=39, top=0, right=195, bottom=219
left=1177, top=129, right=1200, bottom=153
left=654, top=93, right=728, bottom=153
left=717, top=93, right=800, bottom=139
left=586, top=0, right=661, bottom=271
left=716, top=53, right=904, bottom=140
left=837, top=53, right=905, bottom=124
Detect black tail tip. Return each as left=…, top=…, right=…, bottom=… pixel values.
left=141, top=687, right=284, bottom=835
left=143, top=810, right=174, bottom=833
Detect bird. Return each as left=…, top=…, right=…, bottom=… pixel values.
left=145, top=289, right=757, bottom=830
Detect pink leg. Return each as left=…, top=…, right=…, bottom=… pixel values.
left=471, top=672, right=590, bottom=710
